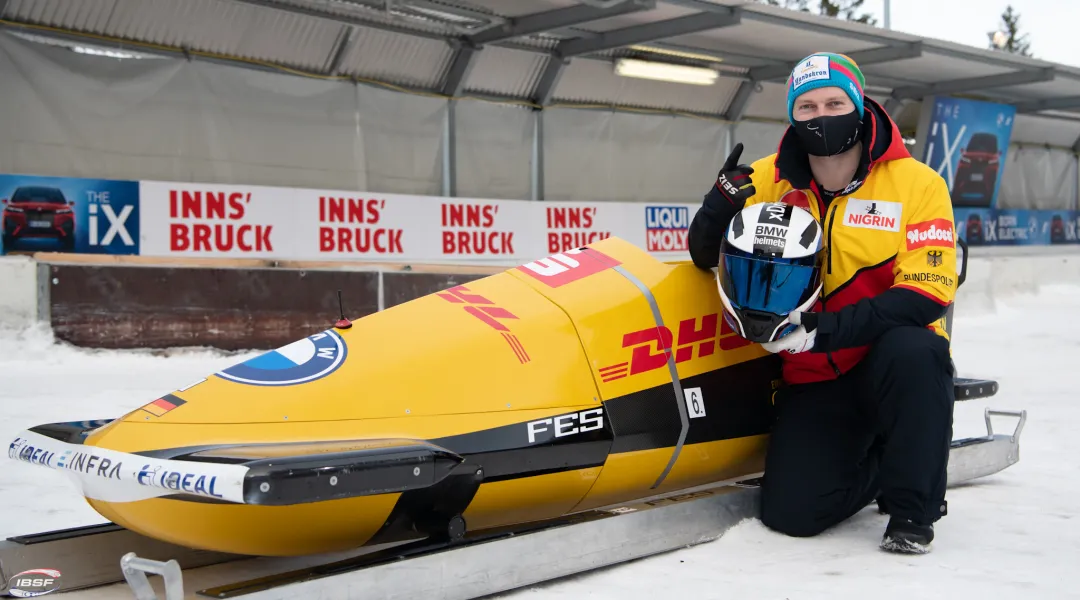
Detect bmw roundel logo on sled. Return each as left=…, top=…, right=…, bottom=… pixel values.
left=216, top=330, right=348, bottom=386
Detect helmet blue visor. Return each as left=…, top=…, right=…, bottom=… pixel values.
left=720, top=252, right=820, bottom=315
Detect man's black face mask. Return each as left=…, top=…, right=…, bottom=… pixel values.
left=793, top=110, right=863, bottom=157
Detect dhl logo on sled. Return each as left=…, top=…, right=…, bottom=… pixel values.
left=7, top=238, right=780, bottom=557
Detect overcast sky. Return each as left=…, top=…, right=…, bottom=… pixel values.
left=861, top=0, right=1078, bottom=67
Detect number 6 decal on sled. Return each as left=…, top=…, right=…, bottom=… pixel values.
left=683, top=387, right=706, bottom=419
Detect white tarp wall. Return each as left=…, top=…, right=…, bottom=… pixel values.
left=0, top=31, right=1076, bottom=210
left=454, top=101, right=534, bottom=201
left=728, top=120, right=789, bottom=165
left=998, top=145, right=1079, bottom=211
left=0, top=32, right=446, bottom=196
left=541, top=109, right=731, bottom=203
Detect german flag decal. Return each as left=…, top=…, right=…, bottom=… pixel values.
left=140, top=394, right=187, bottom=418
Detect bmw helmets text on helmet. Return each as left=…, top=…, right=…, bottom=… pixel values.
left=715, top=202, right=825, bottom=344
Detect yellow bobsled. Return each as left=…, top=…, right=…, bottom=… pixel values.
left=7, top=237, right=782, bottom=557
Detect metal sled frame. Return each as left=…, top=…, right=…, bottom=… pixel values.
left=0, top=378, right=1025, bottom=600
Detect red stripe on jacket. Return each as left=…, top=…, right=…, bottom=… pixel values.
left=781, top=259, right=897, bottom=385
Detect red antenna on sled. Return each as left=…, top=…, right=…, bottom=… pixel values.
left=334, top=289, right=352, bottom=330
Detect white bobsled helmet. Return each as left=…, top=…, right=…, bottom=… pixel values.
left=716, top=202, right=825, bottom=343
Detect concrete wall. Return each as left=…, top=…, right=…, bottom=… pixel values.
left=0, top=256, right=38, bottom=329
left=956, top=246, right=1080, bottom=314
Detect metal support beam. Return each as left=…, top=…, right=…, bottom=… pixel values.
left=866, top=73, right=927, bottom=90
left=723, top=80, right=756, bottom=122
left=326, top=25, right=358, bottom=75
left=637, top=42, right=778, bottom=69
left=1073, top=134, right=1080, bottom=154
left=556, top=7, right=741, bottom=58
left=739, top=8, right=909, bottom=47
left=919, top=40, right=1059, bottom=73
left=743, top=62, right=797, bottom=84
left=577, top=0, right=636, bottom=7
left=552, top=33, right=786, bottom=69
left=468, top=0, right=655, bottom=46
left=666, top=0, right=929, bottom=62
left=883, top=97, right=904, bottom=118
left=698, top=0, right=1067, bottom=79
left=441, top=42, right=479, bottom=96
left=747, top=42, right=923, bottom=83
left=845, top=41, right=924, bottom=69
left=0, top=20, right=328, bottom=76
left=534, top=56, right=569, bottom=105
left=442, top=100, right=457, bottom=197
left=1014, top=95, right=1080, bottom=114
left=657, top=0, right=736, bottom=13
left=891, top=67, right=1056, bottom=100
left=532, top=110, right=545, bottom=200
left=233, top=0, right=449, bottom=41
left=402, top=0, right=506, bottom=31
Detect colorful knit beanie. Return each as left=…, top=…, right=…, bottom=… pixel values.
left=786, top=52, right=866, bottom=125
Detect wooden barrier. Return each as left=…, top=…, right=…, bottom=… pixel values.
left=30, top=252, right=507, bottom=275
left=19, top=246, right=1080, bottom=350
left=35, top=253, right=504, bottom=350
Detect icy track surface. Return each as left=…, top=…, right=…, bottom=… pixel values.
left=1, top=287, right=1078, bottom=599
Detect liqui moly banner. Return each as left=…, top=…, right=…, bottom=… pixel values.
left=137, top=181, right=702, bottom=264
left=643, top=205, right=693, bottom=253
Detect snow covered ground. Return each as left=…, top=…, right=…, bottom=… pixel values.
left=1, top=285, right=1078, bottom=599
left=0, top=328, right=259, bottom=537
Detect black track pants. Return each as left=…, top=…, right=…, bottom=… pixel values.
left=759, top=326, right=956, bottom=537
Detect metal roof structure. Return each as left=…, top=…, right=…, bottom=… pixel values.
left=3, top=0, right=1080, bottom=148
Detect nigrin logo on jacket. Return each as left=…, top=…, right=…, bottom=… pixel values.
left=843, top=199, right=902, bottom=232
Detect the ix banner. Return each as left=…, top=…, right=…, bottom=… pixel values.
left=914, top=95, right=1016, bottom=209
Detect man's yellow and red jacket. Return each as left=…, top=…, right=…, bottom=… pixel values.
left=689, top=97, right=957, bottom=385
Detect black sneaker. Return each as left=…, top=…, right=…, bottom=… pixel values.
left=880, top=516, right=934, bottom=554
